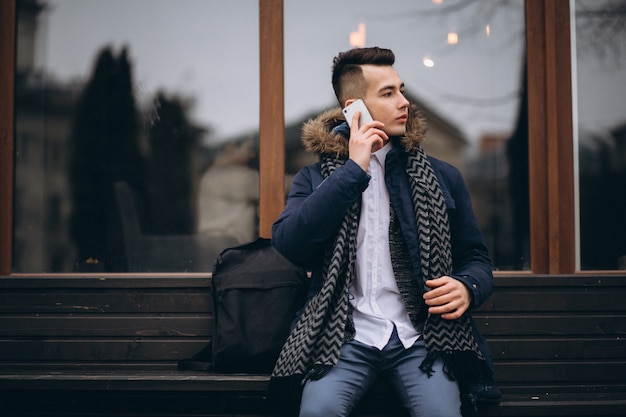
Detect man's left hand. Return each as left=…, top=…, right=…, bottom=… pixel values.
left=423, top=276, right=471, bottom=320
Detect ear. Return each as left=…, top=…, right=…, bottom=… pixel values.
left=344, top=98, right=359, bottom=108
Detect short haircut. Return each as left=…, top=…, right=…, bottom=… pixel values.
left=331, top=47, right=396, bottom=105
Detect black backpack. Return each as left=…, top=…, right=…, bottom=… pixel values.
left=179, top=238, right=307, bottom=373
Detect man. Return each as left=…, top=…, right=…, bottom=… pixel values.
left=270, top=47, right=496, bottom=417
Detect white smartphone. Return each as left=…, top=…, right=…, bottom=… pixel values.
left=343, top=99, right=374, bottom=128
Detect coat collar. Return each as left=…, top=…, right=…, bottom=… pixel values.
left=300, top=103, right=427, bottom=158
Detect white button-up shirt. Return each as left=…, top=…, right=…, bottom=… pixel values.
left=350, top=143, right=421, bottom=350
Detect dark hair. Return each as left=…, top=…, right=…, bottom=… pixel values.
left=331, top=47, right=396, bottom=105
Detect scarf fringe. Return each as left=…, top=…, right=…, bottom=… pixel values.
left=418, top=350, right=438, bottom=377
left=420, top=349, right=491, bottom=383
left=419, top=350, right=493, bottom=416
left=303, top=364, right=333, bottom=383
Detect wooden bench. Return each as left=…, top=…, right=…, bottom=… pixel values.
left=0, top=274, right=624, bottom=416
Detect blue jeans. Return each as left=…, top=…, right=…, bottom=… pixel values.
left=299, top=329, right=462, bottom=417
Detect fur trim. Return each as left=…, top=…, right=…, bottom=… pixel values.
left=301, top=103, right=427, bottom=157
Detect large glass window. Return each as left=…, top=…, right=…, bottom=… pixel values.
left=573, top=0, right=626, bottom=270
left=284, top=0, right=528, bottom=270
left=13, top=0, right=259, bottom=272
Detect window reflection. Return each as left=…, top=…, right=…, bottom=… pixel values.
left=197, top=137, right=259, bottom=243
left=14, top=0, right=258, bottom=272
left=284, top=0, right=528, bottom=270
left=574, top=0, right=626, bottom=270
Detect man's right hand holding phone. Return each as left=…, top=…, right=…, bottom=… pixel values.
left=348, top=111, right=388, bottom=172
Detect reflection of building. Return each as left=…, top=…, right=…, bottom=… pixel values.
left=197, top=138, right=259, bottom=243
left=466, top=122, right=626, bottom=271
left=15, top=0, right=215, bottom=272
left=578, top=124, right=626, bottom=269
left=466, top=134, right=515, bottom=269
left=14, top=0, right=77, bottom=271
left=415, top=97, right=468, bottom=175
left=15, top=0, right=42, bottom=75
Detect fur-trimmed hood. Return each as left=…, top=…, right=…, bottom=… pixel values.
left=301, top=103, right=427, bottom=158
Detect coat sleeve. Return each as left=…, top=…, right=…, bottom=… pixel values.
left=436, top=162, right=494, bottom=310
left=271, top=159, right=370, bottom=266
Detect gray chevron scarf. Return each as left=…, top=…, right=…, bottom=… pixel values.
left=270, top=144, right=488, bottom=413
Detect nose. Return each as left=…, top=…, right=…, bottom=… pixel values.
left=398, top=92, right=409, bottom=109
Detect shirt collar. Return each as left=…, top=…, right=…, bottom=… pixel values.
left=372, top=141, right=393, bottom=166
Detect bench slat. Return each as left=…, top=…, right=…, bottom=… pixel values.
left=474, top=314, right=626, bottom=336
left=493, top=360, right=626, bottom=383
left=0, top=290, right=212, bottom=313
left=481, top=288, right=625, bottom=312
left=0, top=315, right=212, bottom=336
left=486, top=337, right=626, bottom=359
left=0, top=339, right=210, bottom=361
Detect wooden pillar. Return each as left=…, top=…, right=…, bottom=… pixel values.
left=258, top=0, right=285, bottom=238
left=526, top=0, right=575, bottom=274
left=0, top=1, right=16, bottom=275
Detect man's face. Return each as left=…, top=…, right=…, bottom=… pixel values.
left=360, top=65, right=410, bottom=137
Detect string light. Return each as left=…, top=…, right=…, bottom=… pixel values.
left=447, top=31, right=458, bottom=45
left=423, top=56, right=435, bottom=68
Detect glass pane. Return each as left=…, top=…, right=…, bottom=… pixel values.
left=573, top=0, right=626, bottom=270
left=284, top=1, right=528, bottom=270
left=14, top=0, right=259, bottom=272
